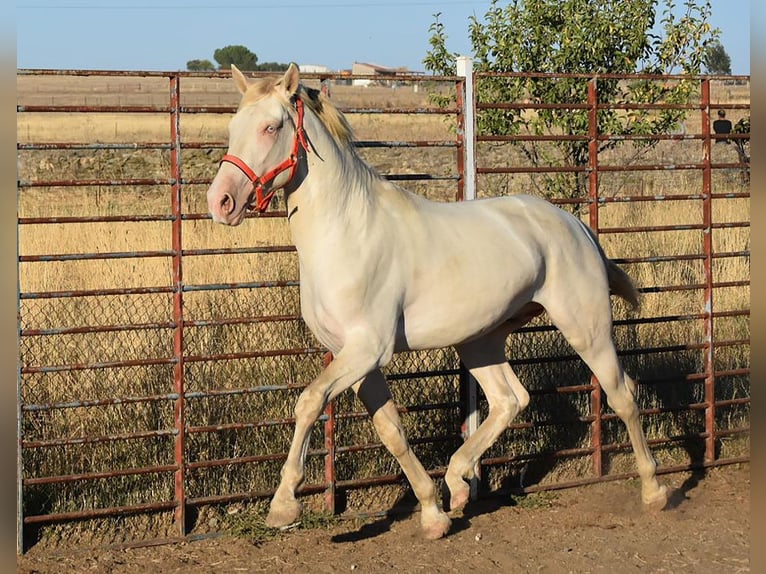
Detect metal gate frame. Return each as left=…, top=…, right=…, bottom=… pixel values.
left=16, top=65, right=750, bottom=553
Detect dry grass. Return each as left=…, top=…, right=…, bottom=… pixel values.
left=17, top=74, right=749, bottom=543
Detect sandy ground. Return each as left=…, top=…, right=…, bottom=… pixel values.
left=18, top=464, right=749, bottom=573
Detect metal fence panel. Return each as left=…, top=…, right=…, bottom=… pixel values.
left=16, top=69, right=749, bottom=552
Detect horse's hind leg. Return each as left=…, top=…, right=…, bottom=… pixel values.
left=544, top=299, right=668, bottom=508
left=354, top=369, right=451, bottom=539
left=447, top=333, right=530, bottom=513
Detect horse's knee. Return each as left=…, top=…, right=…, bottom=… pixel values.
left=378, top=424, right=410, bottom=459
left=372, top=406, right=411, bottom=459
left=294, top=386, right=326, bottom=421
left=606, top=388, right=638, bottom=420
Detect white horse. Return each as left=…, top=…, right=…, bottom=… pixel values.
left=206, top=64, right=668, bottom=539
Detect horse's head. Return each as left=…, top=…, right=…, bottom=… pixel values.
left=207, top=63, right=307, bottom=225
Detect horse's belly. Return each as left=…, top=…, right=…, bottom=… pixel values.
left=399, top=291, right=523, bottom=351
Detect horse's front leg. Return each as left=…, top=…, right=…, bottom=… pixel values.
left=265, top=342, right=384, bottom=529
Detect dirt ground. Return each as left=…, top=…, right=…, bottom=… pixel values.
left=17, top=464, right=749, bottom=574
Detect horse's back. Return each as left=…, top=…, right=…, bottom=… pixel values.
left=397, top=192, right=607, bottom=350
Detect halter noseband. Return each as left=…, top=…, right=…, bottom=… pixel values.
left=219, top=97, right=310, bottom=214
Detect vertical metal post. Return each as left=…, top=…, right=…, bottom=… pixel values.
left=319, top=78, right=337, bottom=514
left=16, top=258, right=23, bottom=554
left=322, top=352, right=336, bottom=514
left=700, top=78, right=716, bottom=463
left=169, top=74, right=187, bottom=533
left=587, top=78, right=603, bottom=478
left=456, top=57, right=476, bottom=202
left=456, top=56, right=479, bottom=499
left=454, top=74, right=466, bottom=201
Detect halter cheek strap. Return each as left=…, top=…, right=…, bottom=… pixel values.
left=219, top=97, right=309, bottom=214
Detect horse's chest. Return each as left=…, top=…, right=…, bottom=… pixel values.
left=298, top=283, right=346, bottom=352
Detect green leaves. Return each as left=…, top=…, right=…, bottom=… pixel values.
left=213, top=45, right=258, bottom=71
left=424, top=0, right=719, bottom=201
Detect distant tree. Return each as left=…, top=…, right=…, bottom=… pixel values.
left=214, top=45, right=258, bottom=71
left=254, top=62, right=291, bottom=72
left=186, top=59, right=215, bottom=71
left=424, top=0, right=719, bottom=201
left=703, top=40, right=732, bottom=75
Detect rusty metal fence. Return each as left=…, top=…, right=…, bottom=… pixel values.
left=16, top=68, right=750, bottom=552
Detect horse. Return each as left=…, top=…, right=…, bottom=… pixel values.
left=206, top=64, right=668, bottom=539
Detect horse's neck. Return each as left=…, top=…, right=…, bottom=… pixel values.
left=287, top=113, right=381, bottom=242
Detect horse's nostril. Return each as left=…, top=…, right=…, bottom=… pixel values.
left=220, top=193, right=235, bottom=215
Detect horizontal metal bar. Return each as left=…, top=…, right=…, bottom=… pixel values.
left=182, top=280, right=300, bottom=292
left=185, top=481, right=327, bottom=509
left=711, top=191, right=751, bottom=200
left=18, top=178, right=172, bottom=188
left=17, top=142, right=171, bottom=151
left=22, top=429, right=176, bottom=449
left=335, top=468, right=445, bottom=491
left=385, top=368, right=461, bottom=381
left=21, top=321, right=175, bottom=337
left=23, top=464, right=177, bottom=486
left=334, top=402, right=461, bottom=424
left=336, top=433, right=458, bottom=455
left=384, top=174, right=457, bottom=182
left=354, top=140, right=457, bottom=148
left=184, top=382, right=309, bottom=401
left=601, top=222, right=703, bottom=233
left=594, top=194, right=705, bottom=203
left=20, top=285, right=175, bottom=299
left=18, top=105, right=171, bottom=113
left=23, top=500, right=177, bottom=525
left=183, top=348, right=324, bottom=364
left=336, top=107, right=457, bottom=115
left=478, top=165, right=589, bottom=174
left=20, top=250, right=175, bottom=263
left=21, top=356, right=176, bottom=374
left=183, top=314, right=302, bottom=328
left=186, top=448, right=326, bottom=471
left=479, top=134, right=588, bottom=143
left=22, top=393, right=178, bottom=413
left=18, top=215, right=174, bottom=224
left=181, top=245, right=296, bottom=257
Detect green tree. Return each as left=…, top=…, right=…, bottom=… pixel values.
left=703, top=40, right=732, bottom=75
left=214, top=45, right=258, bottom=70
left=186, top=59, right=215, bottom=71
left=424, top=0, right=718, bottom=201
left=254, top=62, right=291, bottom=72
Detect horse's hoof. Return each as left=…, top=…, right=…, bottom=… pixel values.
left=642, top=484, right=668, bottom=510
left=265, top=499, right=303, bottom=529
left=445, top=473, right=470, bottom=514
left=448, top=488, right=470, bottom=516
left=422, top=511, right=451, bottom=540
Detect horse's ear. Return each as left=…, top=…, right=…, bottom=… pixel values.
left=281, top=63, right=300, bottom=97
left=231, top=64, right=249, bottom=95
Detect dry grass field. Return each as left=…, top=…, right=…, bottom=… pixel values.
left=16, top=73, right=749, bottom=550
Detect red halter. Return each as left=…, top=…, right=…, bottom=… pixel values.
left=219, top=97, right=310, bottom=213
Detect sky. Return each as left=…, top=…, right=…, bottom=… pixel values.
left=15, top=0, right=751, bottom=75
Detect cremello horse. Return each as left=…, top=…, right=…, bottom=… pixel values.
left=207, top=64, right=668, bottom=539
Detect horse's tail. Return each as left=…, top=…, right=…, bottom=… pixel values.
left=605, top=257, right=640, bottom=310
left=578, top=220, right=641, bottom=310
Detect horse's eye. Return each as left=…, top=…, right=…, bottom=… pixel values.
left=265, top=124, right=278, bottom=134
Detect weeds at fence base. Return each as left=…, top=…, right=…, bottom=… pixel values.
left=228, top=510, right=339, bottom=545
left=508, top=491, right=559, bottom=510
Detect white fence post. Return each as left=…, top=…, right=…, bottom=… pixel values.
left=456, top=56, right=476, bottom=201
left=456, top=56, right=480, bottom=502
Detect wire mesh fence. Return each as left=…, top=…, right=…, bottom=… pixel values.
left=16, top=68, right=749, bottom=552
